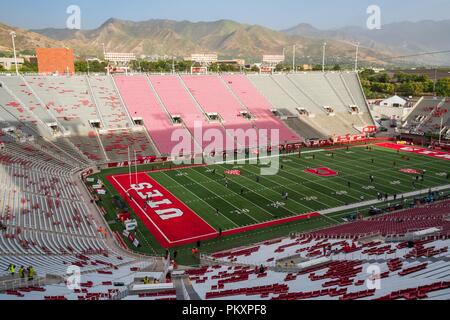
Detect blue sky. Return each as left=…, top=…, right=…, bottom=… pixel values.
left=2, top=0, right=450, bottom=30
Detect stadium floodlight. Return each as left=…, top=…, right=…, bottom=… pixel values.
left=10, top=31, right=19, bottom=75
left=322, top=42, right=327, bottom=73
left=355, top=42, right=360, bottom=72
left=439, top=116, right=444, bottom=145
left=292, top=45, right=296, bottom=72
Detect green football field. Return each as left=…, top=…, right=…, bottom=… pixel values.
left=92, top=144, right=450, bottom=265
left=146, top=145, right=450, bottom=231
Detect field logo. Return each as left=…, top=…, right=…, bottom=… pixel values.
left=400, top=168, right=423, bottom=175
left=366, top=265, right=382, bottom=290
left=367, top=5, right=381, bottom=30
left=66, top=265, right=81, bottom=291
left=305, top=167, right=338, bottom=177
left=224, top=170, right=241, bottom=176
left=171, top=121, right=280, bottom=176
left=66, top=5, right=81, bottom=30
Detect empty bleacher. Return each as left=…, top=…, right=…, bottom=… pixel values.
left=222, top=74, right=301, bottom=144
left=87, top=75, right=133, bottom=129
left=99, top=128, right=159, bottom=162
left=148, top=75, right=223, bottom=152
left=114, top=75, right=194, bottom=156
left=24, top=76, right=107, bottom=162
left=181, top=75, right=258, bottom=148
left=245, top=72, right=375, bottom=139
left=403, top=97, right=447, bottom=134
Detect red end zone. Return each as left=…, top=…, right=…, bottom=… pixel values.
left=107, top=172, right=218, bottom=248
left=107, top=171, right=321, bottom=249
left=376, top=142, right=450, bottom=161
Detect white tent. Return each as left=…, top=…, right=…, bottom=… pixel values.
left=379, top=95, right=407, bottom=108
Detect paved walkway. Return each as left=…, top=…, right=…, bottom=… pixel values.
left=319, top=184, right=450, bottom=216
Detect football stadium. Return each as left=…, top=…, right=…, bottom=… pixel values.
left=0, top=1, right=449, bottom=306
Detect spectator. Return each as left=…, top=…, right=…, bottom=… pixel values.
left=259, top=265, right=265, bottom=274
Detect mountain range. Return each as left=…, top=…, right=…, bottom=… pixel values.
left=0, top=18, right=449, bottom=66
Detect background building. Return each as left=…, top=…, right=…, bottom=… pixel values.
left=36, top=48, right=75, bottom=74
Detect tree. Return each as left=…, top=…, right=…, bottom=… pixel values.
left=20, top=60, right=38, bottom=72
left=435, top=78, right=450, bottom=96
left=332, top=64, right=341, bottom=71
left=312, top=65, right=323, bottom=71
left=396, top=82, right=423, bottom=96
left=75, top=60, right=108, bottom=73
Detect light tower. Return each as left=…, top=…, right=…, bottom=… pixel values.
left=10, top=31, right=19, bottom=75
left=292, top=44, right=296, bottom=72
left=322, top=42, right=327, bottom=73
left=354, top=42, right=360, bottom=72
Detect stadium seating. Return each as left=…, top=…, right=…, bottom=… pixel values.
left=181, top=75, right=258, bottom=148
left=0, top=262, right=160, bottom=300
left=2, top=72, right=376, bottom=158
left=221, top=74, right=302, bottom=144
left=403, top=97, right=446, bottom=135
left=23, top=76, right=107, bottom=162
left=245, top=72, right=375, bottom=139
left=309, top=201, right=450, bottom=239
left=114, top=75, right=194, bottom=155
left=3, top=72, right=446, bottom=301
left=189, top=256, right=450, bottom=300
left=99, top=128, right=159, bottom=162
left=148, top=75, right=227, bottom=151
left=192, top=199, right=450, bottom=300
left=87, top=75, right=134, bottom=129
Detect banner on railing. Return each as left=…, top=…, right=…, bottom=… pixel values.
left=107, top=156, right=168, bottom=168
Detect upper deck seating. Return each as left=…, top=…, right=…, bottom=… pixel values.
left=87, top=76, right=133, bottom=129
left=114, top=75, right=193, bottom=156
left=222, top=75, right=301, bottom=144
left=181, top=75, right=258, bottom=148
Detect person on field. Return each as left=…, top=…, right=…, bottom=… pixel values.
left=27, top=266, right=35, bottom=281
left=6, top=264, right=15, bottom=276
left=19, top=266, right=25, bottom=279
